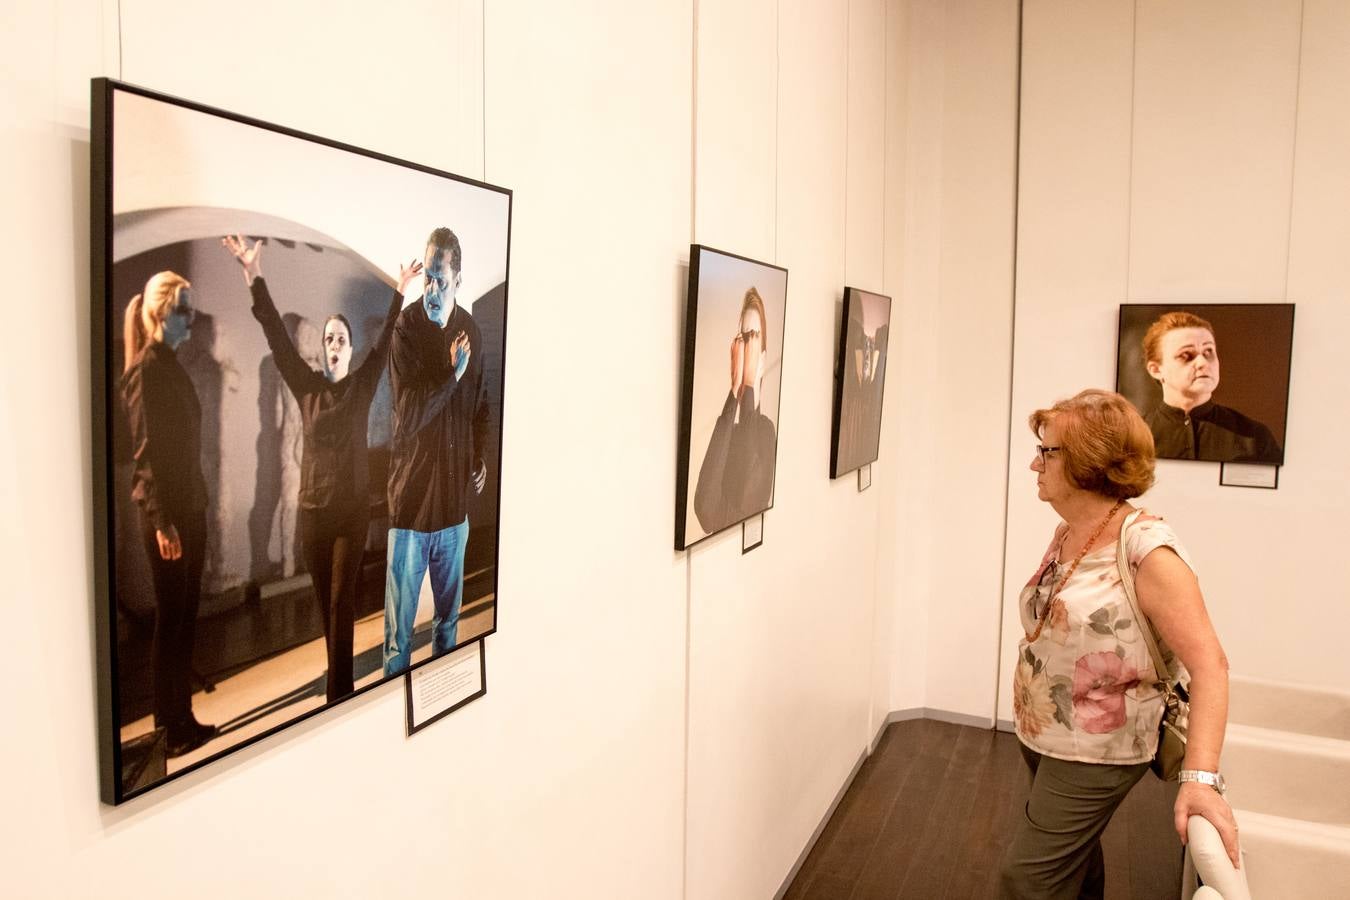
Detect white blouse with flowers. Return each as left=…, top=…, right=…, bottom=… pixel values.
left=1013, top=511, right=1193, bottom=765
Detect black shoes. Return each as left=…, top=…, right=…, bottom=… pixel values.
left=164, top=718, right=219, bottom=758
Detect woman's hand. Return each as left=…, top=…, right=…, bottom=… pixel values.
left=222, top=235, right=263, bottom=285
left=155, top=525, right=183, bottom=561
left=1176, top=782, right=1240, bottom=869
left=729, top=334, right=745, bottom=397
left=398, top=259, right=424, bottom=296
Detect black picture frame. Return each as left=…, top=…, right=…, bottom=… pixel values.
left=92, top=78, right=512, bottom=803
left=1115, top=303, right=1294, bottom=466
left=675, top=245, right=789, bottom=551
left=830, top=286, right=892, bottom=479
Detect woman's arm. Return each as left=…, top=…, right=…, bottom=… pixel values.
left=356, top=260, right=421, bottom=389
left=249, top=278, right=324, bottom=398
left=1135, top=547, right=1240, bottom=868
left=692, top=391, right=740, bottom=532
left=122, top=356, right=183, bottom=559
left=223, top=235, right=320, bottom=398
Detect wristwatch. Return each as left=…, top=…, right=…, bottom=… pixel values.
left=1177, top=769, right=1226, bottom=795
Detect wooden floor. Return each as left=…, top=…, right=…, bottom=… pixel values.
left=783, top=719, right=1182, bottom=900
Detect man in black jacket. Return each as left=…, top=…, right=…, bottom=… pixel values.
left=1141, top=311, right=1282, bottom=464
left=383, top=227, right=489, bottom=675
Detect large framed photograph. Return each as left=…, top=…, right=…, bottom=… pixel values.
left=830, top=287, right=891, bottom=478
left=1116, top=303, right=1294, bottom=465
left=675, top=246, right=788, bottom=550
left=91, top=79, right=511, bottom=803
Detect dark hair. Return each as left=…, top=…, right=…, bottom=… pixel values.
left=1028, top=389, right=1156, bottom=499
left=426, top=227, right=463, bottom=275
left=324, top=313, right=353, bottom=345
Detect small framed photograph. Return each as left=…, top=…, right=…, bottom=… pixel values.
left=405, top=639, right=487, bottom=735
left=831, top=287, right=892, bottom=478
left=675, top=245, right=788, bottom=550
left=742, top=514, right=764, bottom=554
left=1219, top=463, right=1279, bottom=490
left=1116, top=303, right=1294, bottom=465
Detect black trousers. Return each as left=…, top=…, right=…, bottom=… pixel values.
left=139, top=507, right=206, bottom=732
left=300, top=504, right=368, bottom=702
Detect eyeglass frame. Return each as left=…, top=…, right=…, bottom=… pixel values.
left=1035, top=444, right=1061, bottom=466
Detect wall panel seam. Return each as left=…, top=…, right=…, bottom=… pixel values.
left=1283, top=0, right=1306, bottom=300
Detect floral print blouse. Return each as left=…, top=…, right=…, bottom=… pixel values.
left=1013, top=511, right=1192, bottom=765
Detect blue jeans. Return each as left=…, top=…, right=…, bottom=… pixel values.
left=383, top=519, right=469, bottom=675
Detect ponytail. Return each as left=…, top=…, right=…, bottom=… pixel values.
left=122, top=271, right=192, bottom=372
left=123, top=293, right=146, bottom=373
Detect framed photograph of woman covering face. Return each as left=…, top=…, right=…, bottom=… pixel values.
left=675, top=246, right=789, bottom=550
left=830, top=287, right=891, bottom=478
left=91, top=79, right=511, bottom=803
left=1115, top=303, right=1295, bottom=465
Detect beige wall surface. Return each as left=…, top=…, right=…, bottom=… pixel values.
left=11, top=0, right=1343, bottom=894
left=684, top=0, right=879, bottom=895
left=999, top=0, right=1350, bottom=724
left=1, top=0, right=901, bottom=897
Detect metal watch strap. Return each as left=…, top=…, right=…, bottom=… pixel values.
left=1177, top=769, right=1226, bottom=794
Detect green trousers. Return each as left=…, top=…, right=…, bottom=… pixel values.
left=1000, top=743, right=1150, bottom=899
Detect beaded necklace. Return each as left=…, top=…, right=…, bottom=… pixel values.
left=1025, top=499, right=1125, bottom=642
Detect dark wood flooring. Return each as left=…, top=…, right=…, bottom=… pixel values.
left=782, top=718, right=1182, bottom=900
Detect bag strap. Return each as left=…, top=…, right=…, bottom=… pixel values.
left=1115, top=509, right=1174, bottom=689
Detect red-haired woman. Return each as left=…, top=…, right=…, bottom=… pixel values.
left=1002, top=389, right=1238, bottom=898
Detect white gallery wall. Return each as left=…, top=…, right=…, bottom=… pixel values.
left=0, top=0, right=940, bottom=897
left=997, top=0, right=1350, bottom=722
left=9, top=0, right=1341, bottom=895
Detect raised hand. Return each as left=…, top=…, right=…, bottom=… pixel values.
left=729, top=334, right=745, bottom=397
left=222, top=235, right=263, bottom=286
left=155, top=524, right=183, bottom=561
left=398, top=259, right=424, bottom=296
left=450, top=330, right=472, bottom=380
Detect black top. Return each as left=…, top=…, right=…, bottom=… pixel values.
left=121, top=341, right=208, bottom=531
left=387, top=299, right=489, bottom=532
left=693, top=388, right=777, bottom=534
left=1144, top=400, right=1283, bottom=465
left=250, top=277, right=401, bottom=512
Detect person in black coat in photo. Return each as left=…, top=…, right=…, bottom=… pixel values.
left=224, top=236, right=417, bottom=701
left=693, top=286, right=778, bottom=535
left=121, top=270, right=218, bottom=757
left=1141, top=311, right=1282, bottom=464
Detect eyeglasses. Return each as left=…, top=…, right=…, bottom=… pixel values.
left=174, top=304, right=197, bottom=325
left=1035, top=444, right=1061, bottom=466
left=735, top=328, right=761, bottom=344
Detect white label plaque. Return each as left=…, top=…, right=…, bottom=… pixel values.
left=406, top=640, right=485, bottom=734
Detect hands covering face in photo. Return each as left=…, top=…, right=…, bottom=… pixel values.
left=729, top=308, right=764, bottom=397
